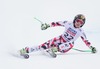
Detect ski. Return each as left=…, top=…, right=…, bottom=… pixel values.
left=20, top=54, right=29, bottom=59
left=17, top=50, right=30, bottom=59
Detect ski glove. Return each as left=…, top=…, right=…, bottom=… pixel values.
left=41, top=23, right=50, bottom=30
left=90, top=46, right=97, bottom=53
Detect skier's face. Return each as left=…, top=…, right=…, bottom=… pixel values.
left=74, top=19, right=84, bottom=28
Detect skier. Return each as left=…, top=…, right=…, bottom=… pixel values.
left=19, top=14, right=96, bottom=58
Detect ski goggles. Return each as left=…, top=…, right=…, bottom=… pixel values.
left=75, top=19, right=84, bottom=25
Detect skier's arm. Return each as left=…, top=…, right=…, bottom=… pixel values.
left=50, top=21, right=67, bottom=27
left=41, top=21, right=67, bottom=30
left=80, top=31, right=91, bottom=47
left=81, top=36, right=91, bottom=47
left=81, top=32, right=96, bottom=53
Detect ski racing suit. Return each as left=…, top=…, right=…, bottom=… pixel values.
left=27, top=21, right=91, bottom=53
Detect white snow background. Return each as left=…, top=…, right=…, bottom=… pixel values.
left=0, top=0, right=100, bottom=69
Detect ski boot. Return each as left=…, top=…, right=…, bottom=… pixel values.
left=41, top=46, right=57, bottom=58
left=19, top=47, right=29, bottom=59
left=46, top=47, right=58, bottom=58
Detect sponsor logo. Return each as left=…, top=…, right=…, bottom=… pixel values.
left=67, top=27, right=77, bottom=36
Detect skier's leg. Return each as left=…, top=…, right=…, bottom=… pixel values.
left=40, top=35, right=66, bottom=50
left=20, top=35, right=67, bottom=55
left=19, top=46, right=41, bottom=55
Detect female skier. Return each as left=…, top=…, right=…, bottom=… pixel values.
left=19, top=14, right=96, bottom=58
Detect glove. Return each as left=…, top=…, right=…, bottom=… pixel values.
left=90, top=46, right=97, bottom=53
left=41, top=23, right=50, bottom=30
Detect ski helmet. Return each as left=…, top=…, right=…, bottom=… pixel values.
left=73, top=14, right=86, bottom=27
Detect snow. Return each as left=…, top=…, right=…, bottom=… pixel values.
left=0, top=0, right=100, bottom=69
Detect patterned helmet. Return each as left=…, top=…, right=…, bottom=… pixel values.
left=73, top=14, right=86, bottom=27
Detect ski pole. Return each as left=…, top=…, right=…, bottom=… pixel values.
left=72, top=48, right=92, bottom=52
left=34, top=17, right=43, bottom=25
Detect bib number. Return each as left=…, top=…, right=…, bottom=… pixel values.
left=64, top=32, right=73, bottom=42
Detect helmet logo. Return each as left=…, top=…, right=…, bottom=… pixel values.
left=80, top=15, right=85, bottom=19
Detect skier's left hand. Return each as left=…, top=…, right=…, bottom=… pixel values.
left=41, top=23, right=50, bottom=30
left=90, top=46, right=97, bottom=53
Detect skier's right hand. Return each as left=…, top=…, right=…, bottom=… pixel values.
left=41, top=23, right=50, bottom=30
